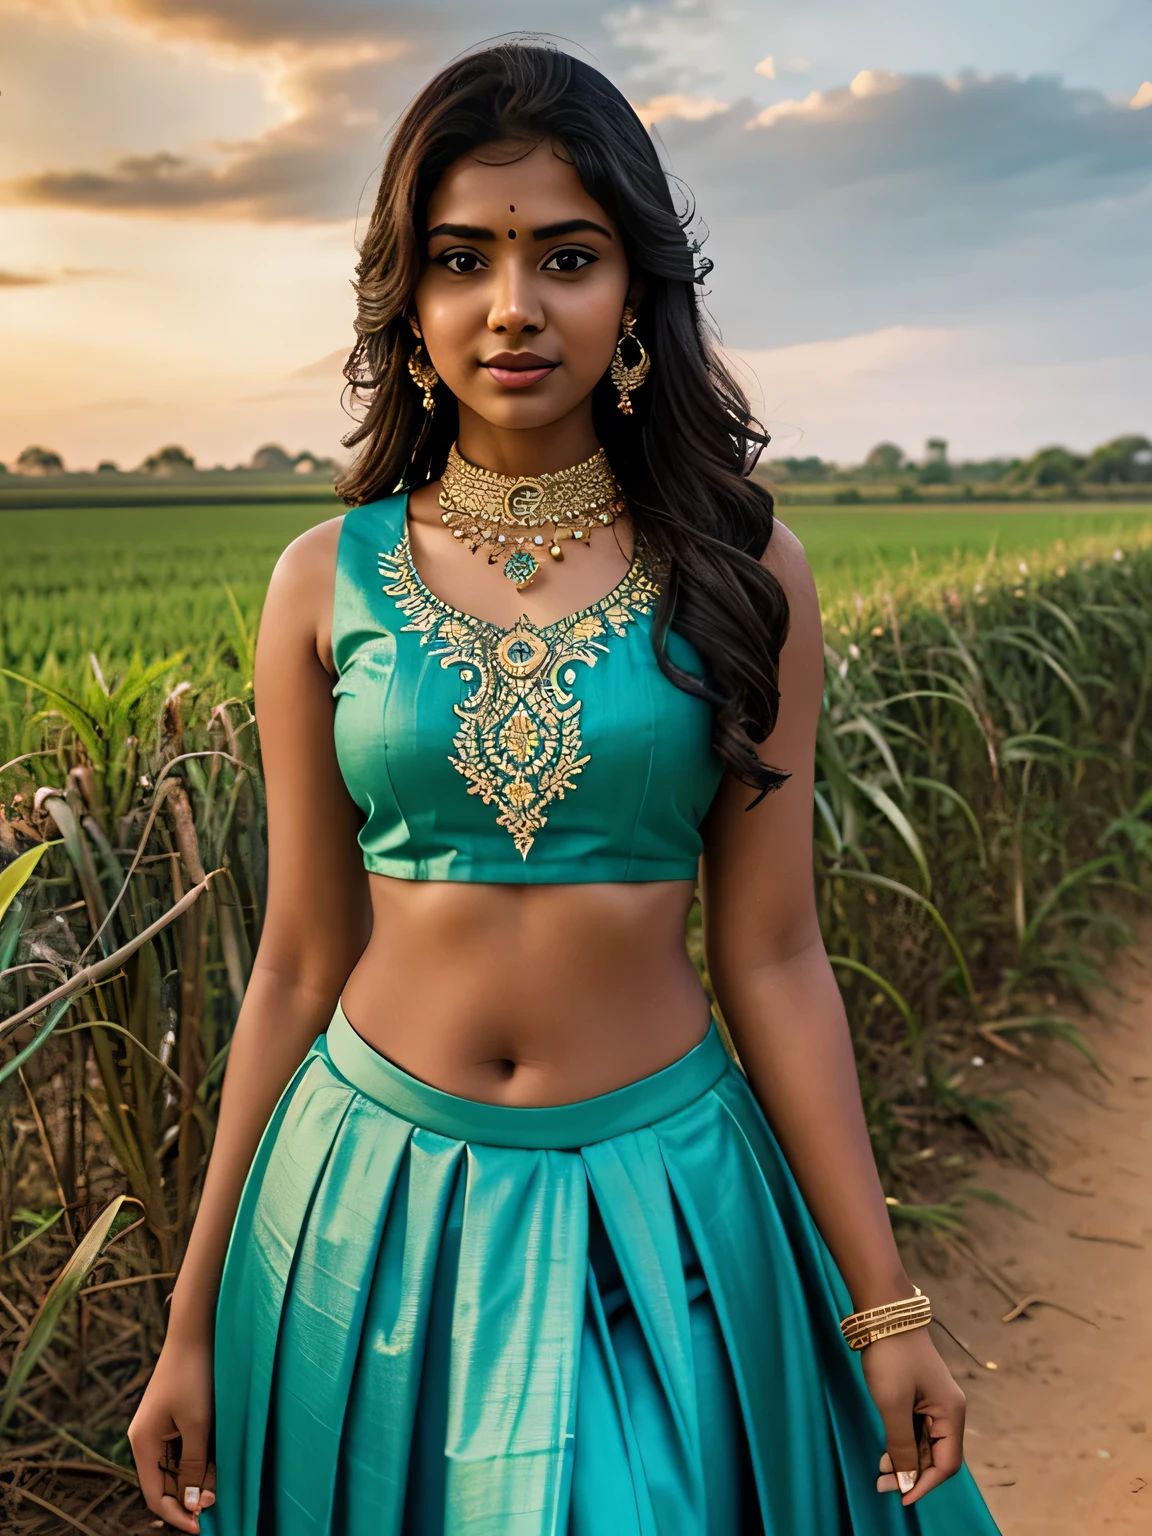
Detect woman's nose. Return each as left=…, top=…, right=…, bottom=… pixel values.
left=487, top=261, right=545, bottom=335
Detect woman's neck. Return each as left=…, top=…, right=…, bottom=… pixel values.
left=455, top=402, right=601, bottom=478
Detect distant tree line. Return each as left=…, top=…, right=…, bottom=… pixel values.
left=0, top=442, right=342, bottom=478
left=767, top=434, right=1152, bottom=494
left=4, top=434, right=1150, bottom=497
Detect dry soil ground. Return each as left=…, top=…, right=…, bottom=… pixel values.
left=923, top=951, right=1152, bottom=1533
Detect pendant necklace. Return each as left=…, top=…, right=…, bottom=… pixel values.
left=437, top=442, right=624, bottom=590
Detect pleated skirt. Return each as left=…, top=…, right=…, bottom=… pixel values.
left=199, top=1003, right=1002, bottom=1535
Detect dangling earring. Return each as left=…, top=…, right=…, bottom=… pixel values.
left=406, top=316, right=438, bottom=412
left=610, top=305, right=651, bottom=415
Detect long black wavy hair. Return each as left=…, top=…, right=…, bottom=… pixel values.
left=335, top=40, right=790, bottom=803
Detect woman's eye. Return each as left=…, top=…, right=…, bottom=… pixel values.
left=439, top=251, right=485, bottom=274
left=542, top=248, right=597, bottom=273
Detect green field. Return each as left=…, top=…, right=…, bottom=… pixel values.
left=3, top=500, right=1152, bottom=683
left=784, top=503, right=1152, bottom=602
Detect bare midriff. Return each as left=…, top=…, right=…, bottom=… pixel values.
left=337, top=874, right=711, bottom=1106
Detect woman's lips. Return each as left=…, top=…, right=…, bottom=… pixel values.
left=481, top=355, right=559, bottom=389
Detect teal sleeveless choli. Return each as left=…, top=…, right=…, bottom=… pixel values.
left=330, top=493, right=725, bottom=881
left=199, top=493, right=1002, bottom=1535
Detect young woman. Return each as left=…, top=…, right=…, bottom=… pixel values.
left=129, top=42, right=1002, bottom=1536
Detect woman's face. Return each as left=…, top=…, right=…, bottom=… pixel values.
left=412, top=137, right=633, bottom=435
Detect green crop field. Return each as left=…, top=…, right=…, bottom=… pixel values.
left=784, top=503, right=1152, bottom=602
left=3, top=499, right=1152, bottom=686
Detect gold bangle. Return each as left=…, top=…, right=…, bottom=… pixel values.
left=841, top=1299, right=931, bottom=1335
left=840, top=1285, right=932, bottom=1351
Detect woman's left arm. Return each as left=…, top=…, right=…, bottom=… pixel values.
left=699, top=520, right=966, bottom=1507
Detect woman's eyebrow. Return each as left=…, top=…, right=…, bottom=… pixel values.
left=425, top=217, right=614, bottom=243
left=532, top=218, right=613, bottom=240
left=426, top=222, right=495, bottom=240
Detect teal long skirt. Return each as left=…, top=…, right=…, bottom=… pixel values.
left=199, top=1004, right=1001, bottom=1535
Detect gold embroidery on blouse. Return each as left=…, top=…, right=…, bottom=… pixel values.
left=378, top=532, right=660, bottom=859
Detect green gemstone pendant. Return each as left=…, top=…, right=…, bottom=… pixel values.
left=504, top=549, right=539, bottom=588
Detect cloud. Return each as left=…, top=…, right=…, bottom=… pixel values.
left=632, top=93, right=729, bottom=126
left=0, top=268, right=51, bottom=286
left=1, top=0, right=417, bottom=221
left=8, top=22, right=1148, bottom=240
left=235, top=346, right=349, bottom=400
left=604, top=0, right=738, bottom=100
left=11, top=0, right=408, bottom=50
left=658, top=70, right=1152, bottom=219
left=0, top=265, right=117, bottom=285
left=1133, top=81, right=1152, bottom=110
left=291, top=348, right=347, bottom=381
left=655, top=71, right=1152, bottom=349
left=4, top=49, right=400, bottom=221
left=752, top=54, right=808, bottom=82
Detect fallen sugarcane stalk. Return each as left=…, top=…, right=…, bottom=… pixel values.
left=0, top=1460, right=137, bottom=1482
left=12, top=1400, right=139, bottom=1483
left=0, top=1482, right=104, bottom=1536
left=0, top=868, right=224, bottom=1086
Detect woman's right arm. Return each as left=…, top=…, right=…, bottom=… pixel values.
left=129, top=516, right=372, bottom=1529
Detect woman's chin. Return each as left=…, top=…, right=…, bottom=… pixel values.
left=459, top=390, right=584, bottom=433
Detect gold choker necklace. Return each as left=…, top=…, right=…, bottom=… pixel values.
left=438, top=442, right=623, bottom=589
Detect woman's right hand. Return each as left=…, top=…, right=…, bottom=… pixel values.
left=128, top=1334, right=218, bottom=1532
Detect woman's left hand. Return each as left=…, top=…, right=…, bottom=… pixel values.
left=860, top=1326, right=967, bottom=1506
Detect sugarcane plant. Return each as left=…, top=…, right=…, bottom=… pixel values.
left=4, top=532, right=1152, bottom=1515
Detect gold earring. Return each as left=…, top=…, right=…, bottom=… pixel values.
left=407, top=340, right=438, bottom=412
left=610, top=305, right=650, bottom=415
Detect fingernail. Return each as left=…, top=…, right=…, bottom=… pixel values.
left=184, top=1486, right=201, bottom=1510
left=897, top=1470, right=918, bottom=1494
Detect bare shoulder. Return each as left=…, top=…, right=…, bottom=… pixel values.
left=269, top=513, right=345, bottom=591
left=759, top=515, right=812, bottom=589
left=759, top=515, right=820, bottom=633
left=262, top=513, right=346, bottom=674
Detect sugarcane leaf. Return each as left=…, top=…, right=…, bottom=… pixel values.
left=904, top=776, right=986, bottom=866
left=835, top=715, right=905, bottom=788
left=1023, top=857, right=1118, bottom=951
left=0, top=1193, right=142, bottom=1435
left=1032, top=594, right=1084, bottom=651
left=224, top=583, right=255, bottom=681
left=982, top=1014, right=1102, bottom=1072
left=0, top=668, right=106, bottom=762
left=108, top=649, right=189, bottom=727
left=0, top=1205, right=65, bottom=1263
left=0, top=840, right=61, bottom=926
left=848, top=775, right=932, bottom=894
left=0, top=996, right=77, bottom=1086
left=813, top=788, right=843, bottom=852
left=987, top=632, right=1090, bottom=720
left=828, top=954, right=920, bottom=1045
left=832, top=867, right=975, bottom=999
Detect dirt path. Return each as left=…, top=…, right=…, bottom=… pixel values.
left=924, top=951, right=1152, bottom=1533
